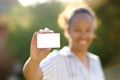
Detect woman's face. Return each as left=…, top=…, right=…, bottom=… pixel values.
left=67, top=13, right=95, bottom=53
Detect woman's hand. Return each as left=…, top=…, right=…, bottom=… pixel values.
left=23, top=28, right=54, bottom=80
left=30, top=28, right=54, bottom=62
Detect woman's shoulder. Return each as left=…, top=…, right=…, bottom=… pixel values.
left=87, top=52, right=100, bottom=61
left=39, top=50, right=59, bottom=69
left=40, top=46, right=69, bottom=68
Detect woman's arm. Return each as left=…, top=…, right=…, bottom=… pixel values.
left=23, top=57, right=43, bottom=80
left=23, top=30, right=52, bottom=80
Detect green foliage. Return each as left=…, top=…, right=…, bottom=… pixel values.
left=89, top=0, right=120, bottom=66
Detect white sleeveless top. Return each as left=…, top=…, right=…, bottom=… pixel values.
left=40, top=46, right=105, bottom=80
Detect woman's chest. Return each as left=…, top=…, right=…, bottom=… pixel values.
left=55, top=56, right=103, bottom=80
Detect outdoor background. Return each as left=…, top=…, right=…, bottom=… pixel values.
left=0, top=0, right=120, bottom=80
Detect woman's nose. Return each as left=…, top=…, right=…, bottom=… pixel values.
left=79, top=32, right=88, bottom=38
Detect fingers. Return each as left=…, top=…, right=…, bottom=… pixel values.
left=31, top=31, right=39, bottom=48
left=30, top=31, right=39, bottom=59
left=39, top=28, right=54, bottom=34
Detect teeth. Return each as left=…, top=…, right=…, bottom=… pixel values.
left=79, top=41, right=87, bottom=44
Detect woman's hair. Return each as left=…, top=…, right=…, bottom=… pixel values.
left=57, top=2, right=97, bottom=30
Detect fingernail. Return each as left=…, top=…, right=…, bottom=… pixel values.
left=49, top=30, right=54, bottom=33
left=44, top=27, right=49, bottom=32
left=39, top=29, right=44, bottom=32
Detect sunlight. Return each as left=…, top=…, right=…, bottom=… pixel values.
left=18, top=0, right=85, bottom=7
left=57, top=0, right=76, bottom=2
left=18, top=0, right=38, bottom=7
left=18, top=0, right=49, bottom=7
left=38, top=0, right=48, bottom=4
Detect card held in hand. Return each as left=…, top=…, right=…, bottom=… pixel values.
left=37, top=33, right=60, bottom=48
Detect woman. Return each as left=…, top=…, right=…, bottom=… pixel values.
left=23, top=2, right=105, bottom=80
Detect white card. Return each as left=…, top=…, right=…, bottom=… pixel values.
left=37, top=33, right=60, bottom=48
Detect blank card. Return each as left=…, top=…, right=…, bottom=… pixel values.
left=37, top=33, right=60, bottom=48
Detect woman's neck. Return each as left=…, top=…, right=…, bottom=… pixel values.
left=71, top=47, right=87, bottom=58
left=70, top=46, right=89, bottom=70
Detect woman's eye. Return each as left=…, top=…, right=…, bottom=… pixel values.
left=74, top=29, right=80, bottom=32
left=86, top=29, right=94, bottom=33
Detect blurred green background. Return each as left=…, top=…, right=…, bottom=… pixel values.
left=0, top=0, right=120, bottom=80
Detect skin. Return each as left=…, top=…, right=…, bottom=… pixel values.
left=23, top=13, right=95, bottom=80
